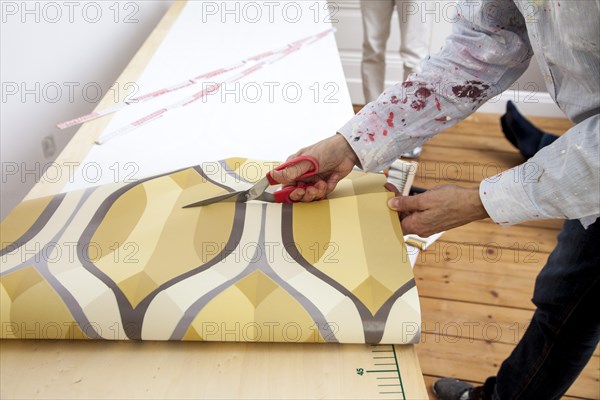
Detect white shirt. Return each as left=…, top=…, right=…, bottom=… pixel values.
left=338, top=0, right=599, bottom=228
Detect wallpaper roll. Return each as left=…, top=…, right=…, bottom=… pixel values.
left=0, top=159, right=420, bottom=343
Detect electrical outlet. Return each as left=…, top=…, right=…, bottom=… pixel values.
left=42, top=135, right=56, bottom=158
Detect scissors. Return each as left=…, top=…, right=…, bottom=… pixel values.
left=183, top=156, right=319, bottom=208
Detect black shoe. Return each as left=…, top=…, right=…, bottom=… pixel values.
left=500, top=111, right=519, bottom=150
left=432, top=378, right=485, bottom=400
left=500, top=101, right=558, bottom=159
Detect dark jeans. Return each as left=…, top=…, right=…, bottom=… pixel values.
left=485, top=218, right=600, bottom=399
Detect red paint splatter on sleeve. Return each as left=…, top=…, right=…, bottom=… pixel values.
left=435, top=97, right=441, bottom=111
left=390, top=96, right=399, bottom=104
left=409, top=86, right=432, bottom=111
left=415, top=87, right=431, bottom=98
left=452, top=81, right=490, bottom=102
left=386, top=112, right=394, bottom=127
left=383, top=130, right=388, bottom=136
left=411, top=101, right=426, bottom=111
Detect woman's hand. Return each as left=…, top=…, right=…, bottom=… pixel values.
left=270, top=133, right=359, bottom=201
left=388, top=185, right=489, bottom=236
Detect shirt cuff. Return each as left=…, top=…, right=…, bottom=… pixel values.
left=338, top=117, right=422, bottom=172
left=479, top=164, right=545, bottom=226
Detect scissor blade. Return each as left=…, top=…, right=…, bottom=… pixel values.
left=182, top=191, right=247, bottom=208
left=245, top=177, right=270, bottom=201
left=254, top=192, right=276, bottom=202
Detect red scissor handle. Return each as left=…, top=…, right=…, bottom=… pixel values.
left=266, top=156, right=319, bottom=203
left=272, top=182, right=307, bottom=203
left=266, top=155, right=319, bottom=185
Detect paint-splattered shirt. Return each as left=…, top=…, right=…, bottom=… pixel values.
left=338, top=0, right=599, bottom=227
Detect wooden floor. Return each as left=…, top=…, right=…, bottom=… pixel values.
left=354, top=106, right=599, bottom=400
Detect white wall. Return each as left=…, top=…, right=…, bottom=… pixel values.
left=0, top=0, right=173, bottom=219
left=330, top=0, right=563, bottom=115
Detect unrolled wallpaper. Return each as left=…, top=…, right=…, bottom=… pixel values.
left=0, top=159, right=420, bottom=343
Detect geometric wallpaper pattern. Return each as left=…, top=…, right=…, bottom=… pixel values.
left=1, top=159, right=420, bottom=343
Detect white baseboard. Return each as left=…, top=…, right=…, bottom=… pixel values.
left=477, top=90, right=565, bottom=118
left=346, top=79, right=566, bottom=118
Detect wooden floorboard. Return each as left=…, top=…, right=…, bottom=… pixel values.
left=352, top=106, right=598, bottom=399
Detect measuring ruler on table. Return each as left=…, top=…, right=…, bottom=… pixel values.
left=354, top=345, right=408, bottom=400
